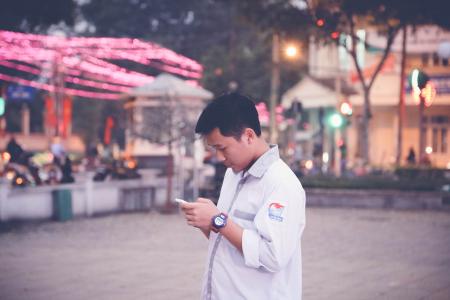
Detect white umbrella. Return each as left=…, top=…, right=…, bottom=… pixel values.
left=127, top=73, right=213, bottom=100
left=437, top=41, right=450, bottom=59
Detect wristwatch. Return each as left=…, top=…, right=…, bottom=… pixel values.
left=211, top=212, right=228, bottom=230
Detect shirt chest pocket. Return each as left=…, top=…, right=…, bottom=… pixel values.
left=231, top=185, right=265, bottom=229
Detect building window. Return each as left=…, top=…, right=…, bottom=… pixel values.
left=421, top=53, right=429, bottom=66
left=430, top=115, right=449, bottom=124
left=432, top=128, right=438, bottom=153
left=427, top=116, right=449, bottom=154
left=433, top=53, right=440, bottom=66
left=442, top=128, right=448, bottom=153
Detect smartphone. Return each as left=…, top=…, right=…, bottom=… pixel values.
left=175, top=198, right=188, bottom=204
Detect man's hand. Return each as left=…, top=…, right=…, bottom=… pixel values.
left=181, top=198, right=244, bottom=252
left=180, top=198, right=220, bottom=230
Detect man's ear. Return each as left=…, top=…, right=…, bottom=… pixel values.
left=243, top=128, right=256, bottom=144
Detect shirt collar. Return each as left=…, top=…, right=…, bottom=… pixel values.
left=245, top=144, right=280, bottom=178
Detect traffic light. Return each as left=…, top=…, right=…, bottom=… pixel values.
left=409, top=69, right=435, bottom=106
left=409, top=68, right=429, bottom=90
left=339, top=100, right=352, bottom=116
left=0, top=96, right=5, bottom=117
left=316, top=19, right=325, bottom=27
left=328, top=112, right=344, bottom=128
left=337, top=138, right=347, bottom=159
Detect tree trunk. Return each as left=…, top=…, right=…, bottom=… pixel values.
left=396, top=26, right=407, bottom=165
left=345, top=20, right=400, bottom=167
left=361, top=87, right=371, bottom=164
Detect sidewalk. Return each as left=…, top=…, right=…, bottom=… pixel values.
left=0, top=208, right=449, bottom=300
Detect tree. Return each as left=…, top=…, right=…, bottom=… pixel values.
left=310, top=0, right=402, bottom=165
left=388, top=0, right=450, bottom=165
left=232, top=0, right=311, bottom=142
left=236, top=0, right=449, bottom=165
left=309, top=0, right=450, bottom=165
left=0, top=0, right=75, bottom=32
left=80, top=0, right=300, bottom=101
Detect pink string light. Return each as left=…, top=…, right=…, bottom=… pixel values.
left=0, top=30, right=203, bottom=75
left=0, top=60, right=42, bottom=75
left=0, top=73, right=121, bottom=100
left=61, top=56, right=153, bottom=85
left=0, top=30, right=205, bottom=100
left=0, top=60, right=133, bottom=92
left=0, top=41, right=200, bottom=80
left=16, top=57, right=146, bottom=87
left=64, top=76, right=131, bottom=93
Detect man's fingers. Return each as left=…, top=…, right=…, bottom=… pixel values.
left=184, top=212, right=196, bottom=218
left=196, top=198, right=211, bottom=204
left=180, top=202, right=196, bottom=209
left=187, top=220, right=198, bottom=227
left=182, top=206, right=196, bottom=214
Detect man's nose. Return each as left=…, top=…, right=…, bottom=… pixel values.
left=215, top=150, right=226, bottom=162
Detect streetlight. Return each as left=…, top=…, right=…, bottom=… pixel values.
left=270, top=35, right=302, bottom=144
left=284, top=44, right=299, bottom=59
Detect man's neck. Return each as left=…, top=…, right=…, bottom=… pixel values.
left=244, top=140, right=270, bottom=173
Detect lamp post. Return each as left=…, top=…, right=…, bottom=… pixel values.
left=270, top=34, right=302, bottom=144
left=269, top=31, right=280, bottom=144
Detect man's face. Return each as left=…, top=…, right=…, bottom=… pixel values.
left=205, top=128, right=253, bottom=173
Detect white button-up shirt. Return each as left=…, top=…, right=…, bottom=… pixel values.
left=201, top=145, right=306, bottom=300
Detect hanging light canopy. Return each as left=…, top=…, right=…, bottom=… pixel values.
left=0, top=30, right=204, bottom=100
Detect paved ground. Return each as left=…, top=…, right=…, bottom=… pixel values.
left=0, top=207, right=449, bottom=300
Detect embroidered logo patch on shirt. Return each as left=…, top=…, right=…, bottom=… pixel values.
left=268, top=202, right=284, bottom=222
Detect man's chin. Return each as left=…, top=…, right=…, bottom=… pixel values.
left=231, top=166, right=243, bottom=173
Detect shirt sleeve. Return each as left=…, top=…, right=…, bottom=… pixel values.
left=241, top=181, right=306, bottom=272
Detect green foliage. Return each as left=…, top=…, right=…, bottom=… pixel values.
left=301, top=174, right=447, bottom=191
left=0, top=0, right=75, bottom=31
left=81, top=0, right=229, bottom=59
left=81, top=0, right=302, bottom=103
left=309, top=0, right=450, bottom=41
left=394, top=167, right=450, bottom=182
left=232, top=0, right=311, bottom=37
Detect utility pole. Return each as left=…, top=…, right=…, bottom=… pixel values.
left=269, top=31, right=280, bottom=144
left=334, top=44, right=342, bottom=176
left=52, top=52, right=64, bottom=137
left=164, top=93, right=175, bottom=213
left=396, top=26, right=407, bottom=165
left=418, top=95, right=426, bottom=163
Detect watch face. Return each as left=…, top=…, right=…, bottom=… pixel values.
left=214, top=216, right=225, bottom=226
left=212, top=213, right=227, bottom=229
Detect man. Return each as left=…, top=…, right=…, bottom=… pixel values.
left=180, top=93, right=306, bottom=300
left=6, top=136, right=24, bottom=163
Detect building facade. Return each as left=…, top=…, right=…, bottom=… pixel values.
left=282, top=26, right=450, bottom=172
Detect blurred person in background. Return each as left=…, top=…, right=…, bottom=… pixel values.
left=6, top=136, right=24, bottom=163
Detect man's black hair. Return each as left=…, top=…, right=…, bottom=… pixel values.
left=195, top=92, right=261, bottom=138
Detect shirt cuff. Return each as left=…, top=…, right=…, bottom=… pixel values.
left=242, top=229, right=261, bottom=269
